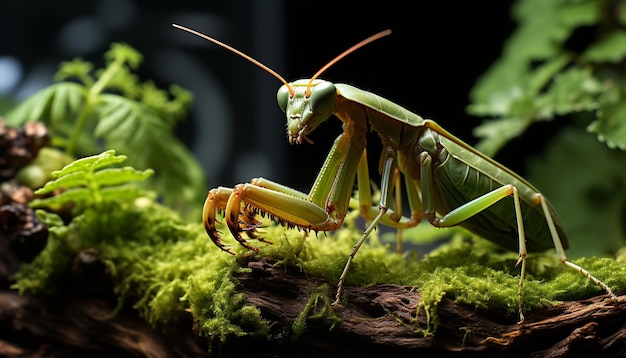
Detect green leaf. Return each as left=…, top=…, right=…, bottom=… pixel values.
left=95, top=94, right=206, bottom=208
left=5, top=82, right=85, bottom=126
left=141, top=83, right=193, bottom=127
left=468, top=55, right=570, bottom=120
left=472, top=64, right=604, bottom=156
left=55, top=58, right=94, bottom=85
left=472, top=0, right=596, bottom=105
left=105, top=42, right=143, bottom=70
left=589, top=95, right=626, bottom=150
left=9, top=41, right=200, bottom=211
left=101, top=65, right=141, bottom=98
left=536, top=67, right=602, bottom=115
left=584, top=31, right=626, bottom=63
left=94, top=95, right=145, bottom=140
left=469, top=0, right=601, bottom=153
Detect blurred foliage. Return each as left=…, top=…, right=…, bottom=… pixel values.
left=5, top=43, right=205, bottom=214
left=468, top=0, right=626, bottom=256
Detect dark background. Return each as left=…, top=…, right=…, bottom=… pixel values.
left=0, top=0, right=516, bottom=193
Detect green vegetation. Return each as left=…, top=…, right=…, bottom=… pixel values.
left=30, top=150, right=153, bottom=212
left=5, top=43, right=205, bottom=212
left=6, top=0, right=626, bottom=351
left=13, top=198, right=269, bottom=350
left=469, top=0, right=626, bottom=256
left=15, top=199, right=626, bottom=341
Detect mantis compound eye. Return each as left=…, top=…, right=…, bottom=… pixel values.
left=277, top=84, right=291, bottom=113
left=309, top=81, right=336, bottom=114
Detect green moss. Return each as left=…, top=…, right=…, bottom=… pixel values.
left=252, top=212, right=626, bottom=332
left=15, top=198, right=626, bottom=346
left=260, top=211, right=422, bottom=287
left=291, top=284, right=340, bottom=339
left=14, top=200, right=269, bottom=350
left=12, top=211, right=74, bottom=295
left=184, top=255, right=268, bottom=347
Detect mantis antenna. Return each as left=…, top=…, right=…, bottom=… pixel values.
left=172, top=24, right=392, bottom=98
left=306, top=29, right=392, bottom=97
left=172, top=23, right=295, bottom=97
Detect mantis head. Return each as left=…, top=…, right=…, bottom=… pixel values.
left=277, top=79, right=336, bottom=145
left=172, top=24, right=390, bottom=146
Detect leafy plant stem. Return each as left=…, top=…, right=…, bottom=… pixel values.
left=66, top=56, right=124, bottom=156
left=66, top=101, right=92, bottom=157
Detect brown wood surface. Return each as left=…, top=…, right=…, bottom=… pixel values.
left=2, top=255, right=625, bottom=357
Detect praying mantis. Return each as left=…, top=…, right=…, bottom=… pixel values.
left=173, top=24, right=615, bottom=323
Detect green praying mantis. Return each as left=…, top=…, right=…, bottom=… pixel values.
left=173, top=24, right=616, bottom=323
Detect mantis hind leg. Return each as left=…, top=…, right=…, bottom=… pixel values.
left=420, top=152, right=615, bottom=322
left=536, top=194, right=616, bottom=299
left=423, top=177, right=531, bottom=322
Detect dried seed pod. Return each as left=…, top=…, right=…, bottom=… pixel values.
left=0, top=118, right=50, bottom=181
left=0, top=201, right=48, bottom=262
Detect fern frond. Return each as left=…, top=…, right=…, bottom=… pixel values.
left=31, top=150, right=154, bottom=210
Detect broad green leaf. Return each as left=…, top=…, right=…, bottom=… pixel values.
left=93, top=95, right=142, bottom=138
left=95, top=94, right=169, bottom=144
left=5, top=83, right=85, bottom=126
left=584, top=31, right=626, bottom=63
left=50, top=82, right=85, bottom=127
left=95, top=94, right=206, bottom=207
left=469, top=55, right=570, bottom=120
left=537, top=68, right=602, bottom=115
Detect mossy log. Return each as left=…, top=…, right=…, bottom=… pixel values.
left=1, top=256, right=625, bottom=357
left=235, top=257, right=626, bottom=357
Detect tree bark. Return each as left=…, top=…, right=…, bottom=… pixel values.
left=1, top=256, right=624, bottom=357
left=234, top=257, right=626, bottom=357
left=0, top=290, right=209, bottom=358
